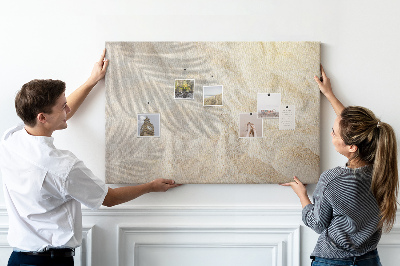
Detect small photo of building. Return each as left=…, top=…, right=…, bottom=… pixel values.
left=137, top=113, right=161, bottom=137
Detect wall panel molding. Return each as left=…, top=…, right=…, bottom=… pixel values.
left=1, top=205, right=398, bottom=218
left=82, top=205, right=304, bottom=216
left=0, top=226, right=12, bottom=266
left=75, top=225, right=95, bottom=266
left=118, top=225, right=300, bottom=266
left=134, top=243, right=282, bottom=266
left=0, top=226, right=9, bottom=247
left=1, top=206, right=400, bottom=266
left=378, top=227, right=400, bottom=264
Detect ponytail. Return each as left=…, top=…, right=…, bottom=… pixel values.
left=371, top=122, right=398, bottom=232
left=340, top=106, right=398, bottom=232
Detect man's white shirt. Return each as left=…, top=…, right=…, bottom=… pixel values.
left=0, top=124, right=108, bottom=251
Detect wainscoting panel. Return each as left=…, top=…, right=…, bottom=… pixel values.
left=378, top=227, right=400, bottom=265
left=134, top=244, right=278, bottom=266
left=0, top=226, right=12, bottom=266
left=75, top=225, right=95, bottom=266
left=118, top=225, right=300, bottom=266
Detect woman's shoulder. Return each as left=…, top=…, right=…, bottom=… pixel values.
left=314, top=166, right=349, bottom=198
left=321, top=165, right=373, bottom=182
left=320, top=166, right=347, bottom=183
left=318, top=166, right=362, bottom=190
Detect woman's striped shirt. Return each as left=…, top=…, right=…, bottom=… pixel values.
left=302, top=165, right=381, bottom=258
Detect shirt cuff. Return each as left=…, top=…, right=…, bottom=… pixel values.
left=302, top=203, right=314, bottom=225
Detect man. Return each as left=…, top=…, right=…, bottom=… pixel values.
left=0, top=50, right=180, bottom=266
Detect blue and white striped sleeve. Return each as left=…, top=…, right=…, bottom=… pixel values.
left=302, top=174, right=333, bottom=234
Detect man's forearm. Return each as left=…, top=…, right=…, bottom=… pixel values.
left=103, top=183, right=152, bottom=207
left=102, top=178, right=179, bottom=207
left=66, top=81, right=97, bottom=120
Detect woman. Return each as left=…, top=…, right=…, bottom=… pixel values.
left=282, top=66, right=398, bottom=265
left=246, top=122, right=257, bottom=137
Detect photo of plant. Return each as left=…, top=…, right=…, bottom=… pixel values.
left=175, top=79, right=195, bottom=99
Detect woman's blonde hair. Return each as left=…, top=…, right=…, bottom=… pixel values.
left=340, top=106, right=398, bottom=232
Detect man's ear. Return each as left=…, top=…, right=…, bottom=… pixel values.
left=349, top=144, right=358, bottom=153
left=37, top=113, right=46, bottom=124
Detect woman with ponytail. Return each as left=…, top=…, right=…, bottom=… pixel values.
left=282, top=66, right=398, bottom=265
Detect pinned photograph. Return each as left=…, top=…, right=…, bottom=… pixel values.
left=239, top=113, right=263, bottom=138
left=137, top=113, right=161, bottom=137
left=257, top=93, right=281, bottom=119
left=203, top=85, right=223, bottom=106
left=174, top=79, right=195, bottom=99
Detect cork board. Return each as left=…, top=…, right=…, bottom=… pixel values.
left=105, top=42, right=320, bottom=184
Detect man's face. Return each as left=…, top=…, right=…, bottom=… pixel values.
left=43, top=93, right=71, bottom=132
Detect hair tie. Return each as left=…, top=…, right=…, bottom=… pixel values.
left=377, top=121, right=381, bottom=128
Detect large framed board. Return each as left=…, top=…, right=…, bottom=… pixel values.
left=105, top=42, right=320, bottom=184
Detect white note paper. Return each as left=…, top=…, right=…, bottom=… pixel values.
left=279, top=105, right=295, bottom=130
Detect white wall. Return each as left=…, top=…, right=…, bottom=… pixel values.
left=0, top=1, right=399, bottom=265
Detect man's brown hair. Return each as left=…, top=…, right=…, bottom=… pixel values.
left=15, top=79, right=66, bottom=127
